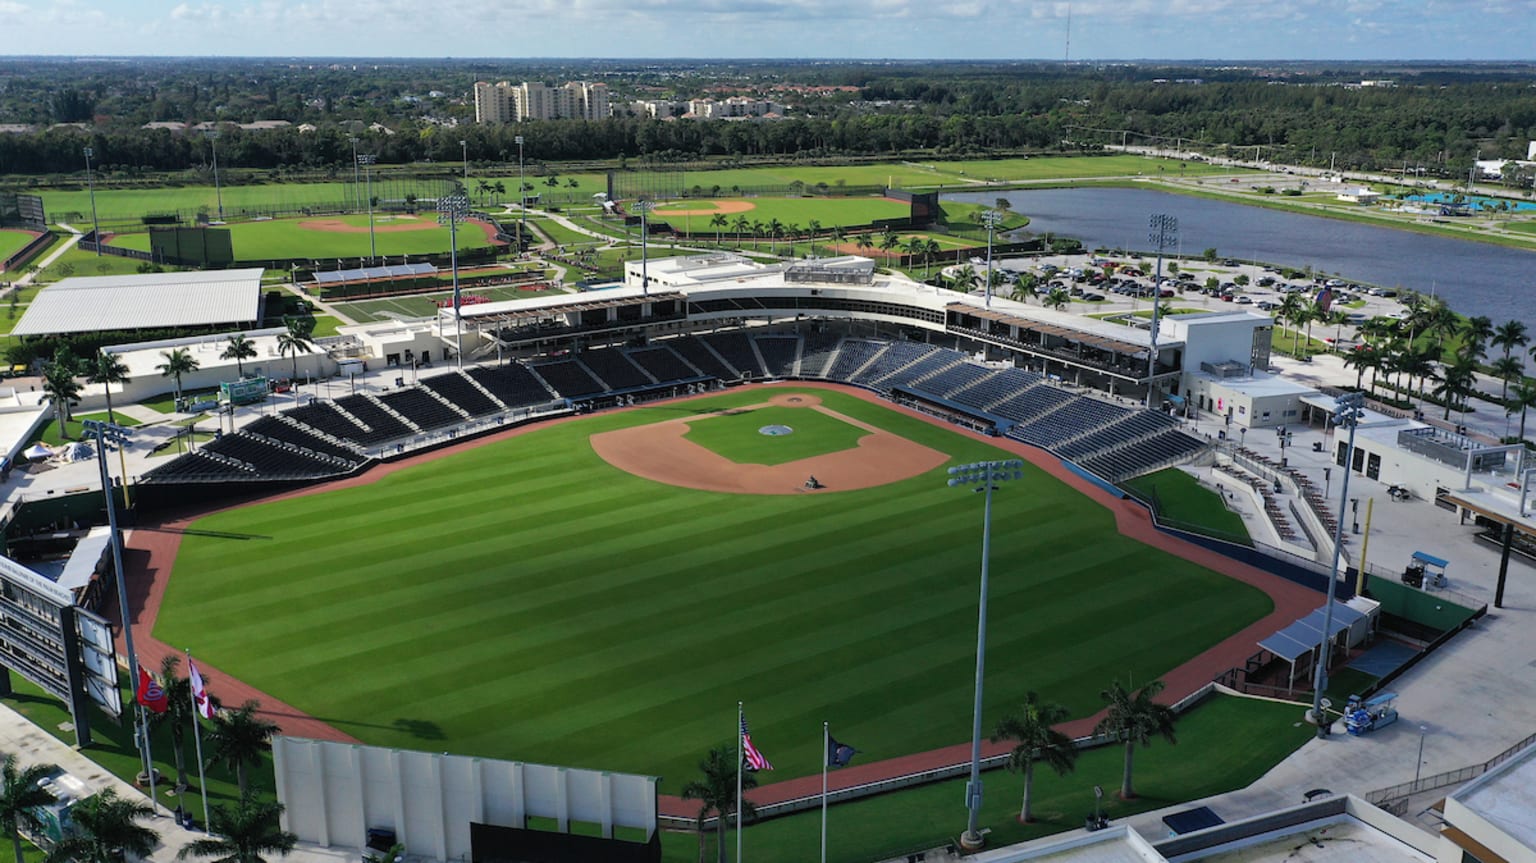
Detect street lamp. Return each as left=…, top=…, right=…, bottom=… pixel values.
left=83, top=146, right=101, bottom=257
left=1310, top=392, right=1364, bottom=738
left=357, top=154, right=378, bottom=262
left=1414, top=724, right=1428, bottom=786
left=1146, top=213, right=1178, bottom=409
left=634, top=199, right=654, bottom=296
left=438, top=188, right=471, bottom=368
left=947, top=458, right=1024, bottom=850
left=82, top=419, right=158, bottom=812
left=981, top=210, right=1000, bottom=309
left=206, top=130, right=224, bottom=222
left=515, top=135, right=526, bottom=246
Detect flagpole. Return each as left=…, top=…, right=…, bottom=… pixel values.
left=736, top=701, right=744, bottom=863
left=143, top=702, right=159, bottom=815
left=821, top=721, right=829, bottom=863
left=187, top=651, right=211, bottom=829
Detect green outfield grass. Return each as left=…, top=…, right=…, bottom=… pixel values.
left=154, top=388, right=1272, bottom=785
left=332, top=282, right=567, bottom=322
left=30, top=411, right=142, bottom=446
left=105, top=214, right=497, bottom=261
left=34, top=182, right=357, bottom=223
left=651, top=196, right=911, bottom=232
left=683, top=405, right=868, bottom=465
left=36, top=246, right=156, bottom=281
left=0, top=228, right=43, bottom=261
left=1123, top=468, right=1251, bottom=545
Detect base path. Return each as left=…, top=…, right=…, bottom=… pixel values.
left=589, top=392, right=947, bottom=494
left=116, top=383, right=1319, bottom=821
left=651, top=200, right=757, bottom=217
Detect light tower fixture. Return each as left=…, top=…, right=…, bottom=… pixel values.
left=515, top=135, right=527, bottom=245
left=83, top=146, right=101, bottom=257
left=634, top=199, right=654, bottom=296
left=947, top=458, right=1024, bottom=849
left=357, top=153, right=378, bottom=262
left=438, top=187, right=471, bottom=368
left=981, top=210, right=1001, bottom=309
left=1146, top=213, right=1179, bottom=409
left=1309, top=392, right=1364, bottom=738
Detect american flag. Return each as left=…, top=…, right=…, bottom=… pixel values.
left=741, top=714, right=774, bottom=771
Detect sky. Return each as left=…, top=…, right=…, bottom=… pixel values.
left=3, top=0, right=1535, bottom=61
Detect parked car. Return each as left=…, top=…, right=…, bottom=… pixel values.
left=1235, top=295, right=1254, bottom=305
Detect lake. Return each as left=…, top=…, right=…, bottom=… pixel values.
left=943, top=187, right=1536, bottom=330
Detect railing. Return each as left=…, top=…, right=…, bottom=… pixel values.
left=1366, top=729, right=1536, bottom=814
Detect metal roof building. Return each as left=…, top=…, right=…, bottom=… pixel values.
left=12, top=268, right=265, bottom=337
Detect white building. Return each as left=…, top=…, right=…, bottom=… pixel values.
left=474, top=81, right=610, bottom=124
left=686, top=97, right=783, bottom=119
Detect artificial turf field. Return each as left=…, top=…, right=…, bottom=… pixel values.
left=154, top=387, right=1272, bottom=786
left=105, top=214, right=496, bottom=260
left=0, top=228, right=41, bottom=261
left=649, top=196, right=911, bottom=231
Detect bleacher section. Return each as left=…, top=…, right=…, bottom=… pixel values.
left=850, top=342, right=936, bottom=389
left=531, top=360, right=607, bottom=399
left=627, top=346, right=703, bottom=384
left=1079, top=430, right=1206, bottom=482
left=702, top=332, right=766, bottom=378
left=467, top=364, right=555, bottom=408
left=666, top=336, right=738, bottom=381
left=380, top=388, right=464, bottom=431
left=797, top=331, right=844, bottom=378
left=200, top=435, right=350, bottom=479
left=824, top=340, right=886, bottom=382
left=284, top=402, right=368, bottom=442
left=243, top=417, right=362, bottom=462
left=989, top=384, right=1076, bottom=424
left=334, top=394, right=415, bottom=445
left=578, top=348, right=652, bottom=392
left=913, top=362, right=995, bottom=399
left=420, top=371, right=501, bottom=416
left=951, top=367, right=1043, bottom=411
left=755, top=336, right=800, bottom=378
left=1009, top=399, right=1131, bottom=450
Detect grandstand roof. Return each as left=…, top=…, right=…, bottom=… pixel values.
left=450, top=285, right=685, bottom=323
left=312, top=263, right=437, bottom=286
left=13, top=268, right=265, bottom=337
left=947, top=302, right=1165, bottom=355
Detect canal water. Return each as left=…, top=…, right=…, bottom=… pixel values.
left=943, top=187, right=1536, bottom=330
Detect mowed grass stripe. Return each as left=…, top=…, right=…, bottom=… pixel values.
left=157, top=389, right=1270, bottom=782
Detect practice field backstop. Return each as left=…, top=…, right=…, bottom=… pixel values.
left=0, top=193, right=46, bottom=229
left=150, top=226, right=235, bottom=267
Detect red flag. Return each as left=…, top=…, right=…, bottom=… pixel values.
left=136, top=665, right=168, bottom=714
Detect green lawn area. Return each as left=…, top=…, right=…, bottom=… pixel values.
left=1122, top=468, right=1251, bottom=545
left=918, top=155, right=1244, bottom=183
left=668, top=693, right=1315, bottom=863
left=139, top=389, right=219, bottom=414
left=1506, top=221, right=1536, bottom=234
left=35, top=247, right=155, bottom=282
left=105, top=214, right=497, bottom=261
left=529, top=217, right=600, bottom=247
left=0, top=228, right=43, bottom=260
left=683, top=405, right=868, bottom=465
left=650, top=196, right=911, bottom=233
left=156, top=389, right=1273, bottom=787
left=1272, top=326, right=1331, bottom=360
left=34, top=182, right=357, bottom=224
left=29, top=411, right=143, bottom=446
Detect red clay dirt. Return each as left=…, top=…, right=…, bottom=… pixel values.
left=651, top=200, right=757, bottom=217
left=589, top=392, right=947, bottom=494
left=116, top=383, right=1318, bottom=822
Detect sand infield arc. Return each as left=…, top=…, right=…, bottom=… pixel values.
left=648, top=199, right=758, bottom=217
left=589, top=392, right=949, bottom=494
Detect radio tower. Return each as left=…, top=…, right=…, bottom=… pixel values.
left=1064, top=4, right=1072, bottom=62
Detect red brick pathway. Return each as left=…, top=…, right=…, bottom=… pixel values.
left=111, top=383, right=1320, bottom=822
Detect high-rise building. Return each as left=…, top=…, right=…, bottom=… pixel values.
left=474, top=81, right=610, bottom=124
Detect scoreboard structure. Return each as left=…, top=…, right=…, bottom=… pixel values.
left=0, top=555, right=121, bottom=747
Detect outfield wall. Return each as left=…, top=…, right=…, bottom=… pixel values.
left=272, top=736, right=658, bottom=862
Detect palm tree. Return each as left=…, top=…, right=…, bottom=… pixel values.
left=1326, top=309, right=1351, bottom=353
left=492, top=181, right=506, bottom=204
left=1508, top=380, right=1536, bottom=440
left=42, top=351, right=83, bottom=439
left=476, top=180, right=492, bottom=204
left=991, top=693, right=1077, bottom=823
left=1043, top=287, right=1071, bottom=312
left=1343, top=344, right=1379, bottom=392
left=903, top=236, right=925, bottom=267
left=1277, top=292, right=1305, bottom=355
left=1011, top=272, right=1040, bottom=303
left=731, top=215, right=750, bottom=249
left=83, top=351, right=131, bottom=426
left=923, top=239, right=940, bottom=277
left=0, top=756, right=55, bottom=863
left=1462, top=315, right=1494, bottom=362
left=1424, top=299, right=1460, bottom=354
left=1492, top=355, right=1525, bottom=405
left=854, top=232, right=874, bottom=255
left=805, top=219, right=822, bottom=251
left=878, top=230, right=900, bottom=258
left=709, top=213, right=727, bottom=247
left=276, top=318, right=315, bottom=385
left=1298, top=303, right=1320, bottom=358
left=177, top=792, right=297, bottom=863
left=1493, top=319, right=1529, bottom=362
left=750, top=220, right=765, bottom=250
left=1434, top=356, right=1478, bottom=421
left=43, top=789, right=156, bottom=863
left=829, top=224, right=847, bottom=251
left=680, top=745, right=756, bottom=863
left=1094, top=679, right=1177, bottom=800
left=221, top=334, right=258, bottom=378
left=766, top=219, right=784, bottom=254
left=157, top=347, right=200, bottom=404
left=1400, top=344, right=1440, bottom=402
left=205, top=701, right=279, bottom=797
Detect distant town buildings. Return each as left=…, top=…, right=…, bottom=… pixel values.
left=473, top=81, right=610, bottom=124
left=628, top=97, right=786, bottom=121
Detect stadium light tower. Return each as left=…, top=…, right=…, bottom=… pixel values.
left=947, top=459, right=1024, bottom=850
left=634, top=199, right=654, bottom=297
left=206, top=130, right=224, bottom=222
left=83, top=146, right=101, bottom=257
left=460, top=139, right=469, bottom=189
left=438, top=188, right=471, bottom=368
left=348, top=136, right=360, bottom=210
left=82, top=418, right=158, bottom=811
left=1309, top=392, right=1364, bottom=738
left=515, top=135, right=527, bottom=246
left=981, top=210, right=1001, bottom=309
left=1146, top=213, right=1178, bottom=409
left=358, top=154, right=378, bottom=261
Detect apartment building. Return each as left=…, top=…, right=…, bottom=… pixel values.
left=474, top=81, right=610, bottom=124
